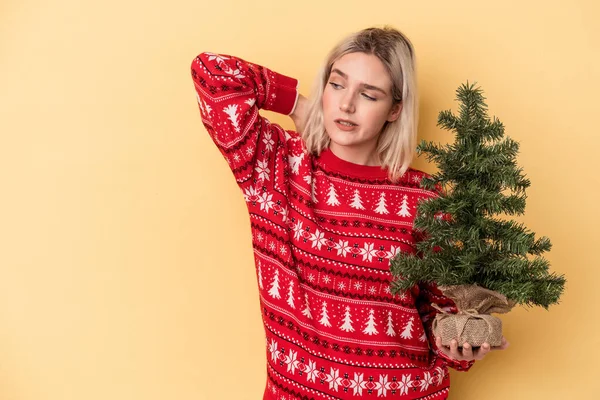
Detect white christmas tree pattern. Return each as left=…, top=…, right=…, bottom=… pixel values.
left=386, top=310, right=396, bottom=336
left=419, top=331, right=427, bottom=342
left=301, top=293, right=312, bottom=319
left=319, top=301, right=332, bottom=327
left=326, top=183, right=340, bottom=206
left=258, top=261, right=264, bottom=289
left=304, top=175, right=318, bottom=203
left=268, top=269, right=281, bottom=299
left=374, top=192, right=389, bottom=214
left=397, top=194, right=412, bottom=217
left=349, top=189, right=365, bottom=210
left=362, top=309, right=379, bottom=335
left=339, top=306, right=355, bottom=332
left=287, top=281, right=296, bottom=309
left=222, top=104, right=240, bottom=132
left=400, top=316, right=415, bottom=339
left=288, top=152, right=304, bottom=175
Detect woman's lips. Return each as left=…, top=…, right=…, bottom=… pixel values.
left=334, top=119, right=358, bottom=131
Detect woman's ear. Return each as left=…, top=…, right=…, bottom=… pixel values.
left=387, top=102, right=403, bottom=122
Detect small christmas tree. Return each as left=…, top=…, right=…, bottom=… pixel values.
left=319, top=301, right=332, bottom=327
left=390, top=82, right=566, bottom=345
left=268, top=269, right=281, bottom=299
left=340, top=306, right=355, bottom=332
left=326, top=183, right=340, bottom=206
left=362, top=309, right=379, bottom=335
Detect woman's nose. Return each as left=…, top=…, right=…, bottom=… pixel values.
left=340, top=94, right=355, bottom=113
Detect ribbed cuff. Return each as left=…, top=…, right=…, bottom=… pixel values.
left=436, top=350, right=475, bottom=372
left=266, top=72, right=299, bottom=116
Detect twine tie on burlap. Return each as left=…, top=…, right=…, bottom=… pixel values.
left=430, top=285, right=515, bottom=346
left=431, top=304, right=496, bottom=339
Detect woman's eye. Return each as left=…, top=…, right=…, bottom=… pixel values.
left=362, top=93, right=376, bottom=101
left=328, top=82, right=342, bottom=89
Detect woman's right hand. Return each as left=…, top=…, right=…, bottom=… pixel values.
left=290, top=94, right=308, bottom=133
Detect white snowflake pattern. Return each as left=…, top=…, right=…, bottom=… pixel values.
left=265, top=337, right=432, bottom=396
left=326, top=368, right=340, bottom=391
left=337, top=282, right=346, bottom=290
left=384, top=286, right=391, bottom=294
left=292, top=221, right=303, bottom=241
left=205, top=53, right=229, bottom=64
left=336, top=240, right=350, bottom=257
left=243, top=186, right=259, bottom=202
left=353, top=282, right=363, bottom=290
left=269, top=242, right=276, bottom=251
left=279, top=206, right=289, bottom=223
left=362, top=242, right=375, bottom=262
left=310, top=229, right=326, bottom=250
left=420, top=371, right=435, bottom=392
left=280, top=245, right=287, bottom=255
left=257, top=192, right=274, bottom=212
left=399, top=374, right=412, bottom=395
left=256, top=232, right=264, bottom=242
left=245, top=146, right=254, bottom=156
left=255, top=158, right=270, bottom=182
left=233, top=153, right=240, bottom=162
left=262, top=132, right=275, bottom=152
left=368, top=286, right=377, bottom=295
left=268, top=338, right=278, bottom=361
left=205, top=53, right=245, bottom=78
left=322, top=275, right=331, bottom=284
left=307, top=274, right=316, bottom=282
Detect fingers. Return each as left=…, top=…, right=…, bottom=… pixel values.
left=449, top=339, right=461, bottom=359
left=474, top=342, right=491, bottom=360
left=497, top=336, right=510, bottom=350
left=437, top=337, right=509, bottom=361
left=437, top=337, right=464, bottom=360
left=435, top=336, right=454, bottom=360
left=436, top=336, right=509, bottom=362
left=462, top=342, right=473, bottom=359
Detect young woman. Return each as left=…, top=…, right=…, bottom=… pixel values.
left=190, top=26, right=508, bottom=400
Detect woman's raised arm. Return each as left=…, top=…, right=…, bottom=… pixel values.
left=190, top=52, right=299, bottom=185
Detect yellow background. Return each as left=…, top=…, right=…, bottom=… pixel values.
left=1, top=0, right=598, bottom=399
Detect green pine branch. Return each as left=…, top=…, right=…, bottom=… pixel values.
left=390, top=82, right=566, bottom=309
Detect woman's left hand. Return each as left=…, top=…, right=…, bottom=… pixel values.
left=436, top=336, right=509, bottom=362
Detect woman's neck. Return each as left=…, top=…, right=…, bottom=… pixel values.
left=328, top=143, right=380, bottom=166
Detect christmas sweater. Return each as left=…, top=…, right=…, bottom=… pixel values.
left=191, top=52, right=474, bottom=400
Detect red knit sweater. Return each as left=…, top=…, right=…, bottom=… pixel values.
left=191, top=52, right=474, bottom=400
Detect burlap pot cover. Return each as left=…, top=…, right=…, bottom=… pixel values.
left=431, top=284, right=516, bottom=347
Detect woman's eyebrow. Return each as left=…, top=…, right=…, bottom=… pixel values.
left=331, top=68, right=388, bottom=95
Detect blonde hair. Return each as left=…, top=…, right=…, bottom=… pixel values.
left=301, top=26, right=418, bottom=182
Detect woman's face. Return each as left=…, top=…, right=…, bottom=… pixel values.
left=322, top=52, right=402, bottom=165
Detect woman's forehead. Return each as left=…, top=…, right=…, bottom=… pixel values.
left=331, top=52, right=392, bottom=89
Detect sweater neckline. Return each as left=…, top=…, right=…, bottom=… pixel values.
left=317, top=148, right=390, bottom=179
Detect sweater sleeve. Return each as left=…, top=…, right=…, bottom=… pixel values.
left=190, top=52, right=299, bottom=185
left=415, top=282, right=475, bottom=372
